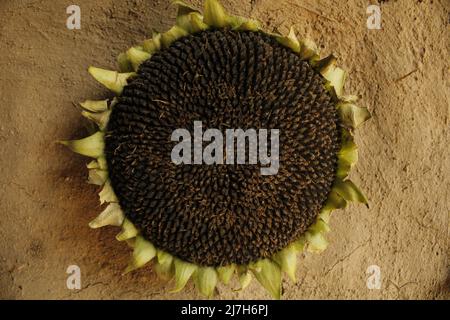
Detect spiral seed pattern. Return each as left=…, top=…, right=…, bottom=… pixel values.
left=105, top=30, right=341, bottom=266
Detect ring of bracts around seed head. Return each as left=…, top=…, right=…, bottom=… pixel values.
left=61, top=0, right=371, bottom=299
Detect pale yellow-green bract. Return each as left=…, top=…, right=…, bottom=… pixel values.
left=60, top=0, right=371, bottom=299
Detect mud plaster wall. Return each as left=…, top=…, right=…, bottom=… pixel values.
left=0, top=0, right=448, bottom=299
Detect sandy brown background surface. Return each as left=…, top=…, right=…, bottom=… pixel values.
left=0, top=0, right=449, bottom=300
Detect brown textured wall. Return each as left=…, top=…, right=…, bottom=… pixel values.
left=0, top=0, right=448, bottom=299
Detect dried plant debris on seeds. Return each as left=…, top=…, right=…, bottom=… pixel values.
left=61, top=0, right=371, bottom=299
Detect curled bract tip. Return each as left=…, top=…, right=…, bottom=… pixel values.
left=276, top=27, right=301, bottom=53
left=316, top=55, right=337, bottom=74
left=173, top=1, right=208, bottom=33
left=228, top=16, right=260, bottom=31
left=88, top=66, right=135, bottom=94
left=236, top=267, right=252, bottom=291
left=126, top=47, right=151, bottom=71
left=250, top=259, right=282, bottom=300
left=324, top=190, right=348, bottom=211
left=308, top=219, right=331, bottom=234
left=117, top=52, right=133, bottom=72
left=87, top=157, right=107, bottom=170
left=123, top=235, right=156, bottom=274
left=154, top=250, right=175, bottom=280
left=204, top=0, right=229, bottom=28
left=334, top=179, right=369, bottom=208
left=161, top=25, right=190, bottom=48
left=99, top=181, right=118, bottom=204
left=80, top=100, right=109, bottom=113
left=273, top=243, right=298, bottom=282
left=190, top=12, right=210, bottom=32
left=322, top=65, right=346, bottom=97
left=194, top=267, right=218, bottom=297
left=217, top=264, right=235, bottom=285
left=173, top=0, right=199, bottom=15
left=337, top=102, right=371, bottom=129
left=116, top=219, right=138, bottom=241
left=305, top=231, right=329, bottom=253
left=89, top=203, right=124, bottom=229
left=87, top=168, right=108, bottom=185
left=59, top=131, right=104, bottom=158
left=143, top=32, right=162, bottom=54
left=171, top=259, right=197, bottom=293
left=81, top=110, right=111, bottom=130
left=293, top=236, right=306, bottom=251
left=336, top=130, right=358, bottom=179
left=300, top=38, right=319, bottom=60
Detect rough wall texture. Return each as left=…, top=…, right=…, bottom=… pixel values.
left=0, top=0, right=448, bottom=299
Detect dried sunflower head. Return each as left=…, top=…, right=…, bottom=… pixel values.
left=61, top=0, right=370, bottom=299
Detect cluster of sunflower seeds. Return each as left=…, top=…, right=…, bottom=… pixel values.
left=105, top=29, right=341, bottom=266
